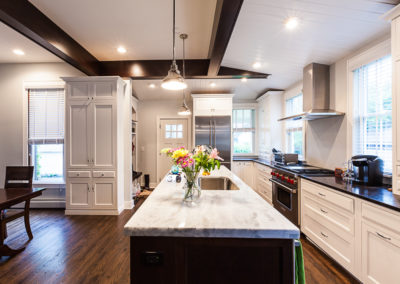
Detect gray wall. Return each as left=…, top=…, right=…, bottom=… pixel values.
left=137, top=99, right=192, bottom=186
left=0, top=62, right=84, bottom=186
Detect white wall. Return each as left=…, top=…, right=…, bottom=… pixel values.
left=0, top=62, right=84, bottom=206
left=137, top=99, right=192, bottom=186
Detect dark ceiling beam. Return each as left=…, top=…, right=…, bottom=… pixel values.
left=0, top=0, right=100, bottom=75
left=256, top=88, right=285, bottom=99
left=207, top=0, right=244, bottom=76
left=100, top=59, right=269, bottom=80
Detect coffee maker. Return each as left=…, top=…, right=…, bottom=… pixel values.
left=351, top=155, right=383, bottom=186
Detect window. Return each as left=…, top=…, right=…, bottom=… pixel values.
left=352, top=55, right=392, bottom=174
left=233, top=109, right=256, bottom=154
left=285, top=94, right=303, bottom=157
left=165, top=124, right=183, bottom=139
left=28, top=88, right=65, bottom=183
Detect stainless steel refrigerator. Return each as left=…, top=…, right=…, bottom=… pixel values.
left=195, top=116, right=231, bottom=169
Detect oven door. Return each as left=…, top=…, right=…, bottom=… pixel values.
left=271, top=179, right=299, bottom=226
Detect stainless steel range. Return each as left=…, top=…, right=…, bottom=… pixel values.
left=270, top=164, right=334, bottom=226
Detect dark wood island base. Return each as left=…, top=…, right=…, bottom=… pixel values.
left=130, top=237, right=295, bottom=284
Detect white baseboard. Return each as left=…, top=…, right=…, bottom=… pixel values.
left=124, top=200, right=134, bottom=209
left=65, top=209, right=122, bottom=215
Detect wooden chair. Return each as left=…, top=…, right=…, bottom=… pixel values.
left=0, top=166, right=34, bottom=243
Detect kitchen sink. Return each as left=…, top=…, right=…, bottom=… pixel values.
left=198, top=177, right=239, bottom=190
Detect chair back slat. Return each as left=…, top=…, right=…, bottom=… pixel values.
left=5, top=166, right=34, bottom=189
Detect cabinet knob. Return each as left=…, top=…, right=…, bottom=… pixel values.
left=77, top=173, right=80, bottom=176
left=101, top=173, right=105, bottom=177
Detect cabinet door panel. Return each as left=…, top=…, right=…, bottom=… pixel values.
left=67, top=179, right=91, bottom=209
left=362, top=221, right=400, bottom=284
left=93, top=81, right=115, bottom=99
left=92, top=102, right=116, bottom=168
left=68, top=82, right=90, bottom=99
left=93, top=179, right=116, bottom=209
left=66, top=102, right=90, bottom=168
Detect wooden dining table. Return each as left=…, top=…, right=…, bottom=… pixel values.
left=0, top=187, right=46, bottom=256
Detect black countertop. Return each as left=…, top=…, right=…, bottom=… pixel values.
left=233, top=157, right=400, bottom=213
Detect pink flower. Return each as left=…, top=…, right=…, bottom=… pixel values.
left=210, top=148, right=224, bottom=161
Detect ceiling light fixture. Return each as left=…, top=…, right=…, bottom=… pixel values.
left=252, top=62, right=261, bottom=69
left=117, top=46, right=127, bottom=54
left=285, top=17, right=299, bottom=30
left=162, top=0, right=187, bottom=91
left=178, top=33, right=191, bottom=116
left=241, top=77, right=248, bottom=83
left=13, top=49, right=24, bottom=55
left=210, top=82, right=216, bottom=87
left=149, top=83, right=156, bottom=88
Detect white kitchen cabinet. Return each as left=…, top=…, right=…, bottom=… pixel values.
left=63, top=76, right=129, bottom=215
left=192, top=94, right=234, bottom=116
left=254, top=163, right=273, bottom=204
left=386, top=8, right=400, bottom=195
left=232, top=161, right=253, bottom=188
left=67, top=179, right=92, bottom=209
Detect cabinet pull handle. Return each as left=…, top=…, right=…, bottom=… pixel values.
left=320, top=208, right=328, bottom=214
left=320, top=232, right=328, bottom=238
left=92, top=185, right=95, bottom=192
left=318, top=192, right=326, bottom=197
left=376, top=232, right=391, bottom=241
left=87, top=185, right=90, bottom=192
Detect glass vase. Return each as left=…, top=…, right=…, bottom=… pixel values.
left=183, top=170, right=201, bottom=205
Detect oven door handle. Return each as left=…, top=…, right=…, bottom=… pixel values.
left=269, top=179, right=297, bottom=194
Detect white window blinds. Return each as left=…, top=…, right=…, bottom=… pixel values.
left=28, top=88, right=65, bottom=144
left=285, top=94, right=303, bottom=157
left=233, top=109, right=256, bottom=154
left=353, top=55, right=392, bottom=174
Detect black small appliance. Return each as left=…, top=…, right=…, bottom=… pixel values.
left=351, top=155, right=383, bottom=186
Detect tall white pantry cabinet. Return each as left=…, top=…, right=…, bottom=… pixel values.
left=63, top=76, right=129, bottom=215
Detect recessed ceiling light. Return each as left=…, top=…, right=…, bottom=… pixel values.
left=241, top=77, right=248, bottom=83
left=210, top=82, right=216, bottom=87
left=117, top=46, right=127, bottom=54
left=285, top=17, right=299, bottom=30
left=13, top=49, right=24, bottom=55
left=149, top=83, right=156, bottom=88
left=252, top=62, right=261, bottom=69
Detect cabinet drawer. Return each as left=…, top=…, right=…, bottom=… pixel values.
left=302, top=214, right=355, bottom=272
left=68, top=171, right=91, bottom=178
left=302, top=180, right=354, bottom=213
left=303, top=193, right=355, bottom=240
left=255, top=163, right=271, bottom=176
left=362, top=202, right=400, bottom=235
left=257, top=179, right=272, bottom=199
left=93, top=171, right=116, bottom=178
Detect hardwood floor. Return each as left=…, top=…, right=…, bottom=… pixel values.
left=0, top=208, right=359, bottom=284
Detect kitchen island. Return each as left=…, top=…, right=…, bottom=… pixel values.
left=124, top=166, right=300, bottom=284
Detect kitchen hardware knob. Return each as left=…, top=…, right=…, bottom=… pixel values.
left=101, top=173, right=105, bottom=177
left=77, top=173, right=80, bottom=176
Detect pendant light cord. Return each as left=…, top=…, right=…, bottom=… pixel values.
left=172, top=0, right=176, bottom=65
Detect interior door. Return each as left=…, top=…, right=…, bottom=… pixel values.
left=92, top=101, right=116, bottom=169
left=157, top=118, right=189, bottom=183
left=66, top=100, right=91, bottom=168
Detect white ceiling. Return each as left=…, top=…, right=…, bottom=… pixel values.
left=132, top=78, right=270, bottom=101
left=0, top=22, right=61, bottom=63
left=222, top=0, right=394, bottom=89
left=30, top=0, right=217, bottom=61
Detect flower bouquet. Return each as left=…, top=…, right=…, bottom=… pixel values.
left=161, top=145, right=223, bottom=204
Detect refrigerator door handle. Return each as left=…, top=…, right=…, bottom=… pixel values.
left=213, top=120, right=216, bottom=148
left=209, top=119, right=212, bottom=146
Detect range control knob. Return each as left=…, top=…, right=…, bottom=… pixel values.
left=271, top=172, right=275, bottom=176
left=281, top=175, right=285, bottom=181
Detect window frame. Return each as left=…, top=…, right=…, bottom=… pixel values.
left=232, top=104, right=258, bottom=156
left=347, top=38, right=392, bottom=175
left=283, top=86, right=305, bottom=160
left=23, top=81, right=66, bottom=186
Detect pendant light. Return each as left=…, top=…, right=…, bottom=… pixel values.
left=178, top=33, right=191, bottom=116
left=162, top=0, right=187, bottom=91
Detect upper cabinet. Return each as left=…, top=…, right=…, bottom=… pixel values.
left=385, top=6, right=400, bottom=195
left=64, top=77, right=117, bottom=101
left=192, top=94, right=234, bottom=116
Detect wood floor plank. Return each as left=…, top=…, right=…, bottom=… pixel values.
left=0, top=209, right=359, bottom=284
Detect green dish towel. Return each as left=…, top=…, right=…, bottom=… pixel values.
left=295, top=240, right=306, bottom=284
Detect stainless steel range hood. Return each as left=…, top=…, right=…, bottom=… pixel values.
left=279, top=63, right=345, bottom=121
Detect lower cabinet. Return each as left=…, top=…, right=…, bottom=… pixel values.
left=232, top=161, right=254, bottom=188
left=301, top=179, right=400, bottom=283
left=66, top=172, right=118, bottom=214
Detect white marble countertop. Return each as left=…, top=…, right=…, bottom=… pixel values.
left=124, top=166, right=300, bottom=239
